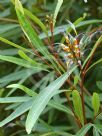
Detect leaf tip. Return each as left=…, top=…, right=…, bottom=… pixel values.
left=26, top=126, right=31, bottom=135
left=15, top=0, right=24, bottom=15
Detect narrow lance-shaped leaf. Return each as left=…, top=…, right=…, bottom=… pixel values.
left=72, top=90, right=84, bottom=126
left=49, top=100, right=73, bottom=116
left=0, top=69, right=37, bottom=85
left=40, top=19, right=102, bottom=39
left=15, top=0, right=24, bottom=14
left=0, top=69, right=75, bottom=128
left=66, top=20, right=77, bottom=35
left=15, top=0, right=61, bottom=73
left=0, top=55, right=48, bottom=71
left=53, top=0, right=63, bottom=26
left=18, top=50, right=50, bottom=71
left=92, top=92, right=100, bottom=116
left=18, top=50, right=39, bottom=65
left=93, top=127, right=100, bottom=136
left=24, top=8, right=48, bottom=37
left=76, top=123, right=93, bottom=136
left=8, top=84, right=72, bottom=98
left=61, top=16, right=86, bottom=43
left=7, top=84, right=36, bottom=97
left=26, top=66, right=77, bottom=134
left=82, top=35, right=102, bottom=69
left=0, top=36, right=32, bottom=54
left=0, top=99, right=33, bottom=127
left=93, top=124, right=102, bottom=135
left=87, top=58, right=102, bottom=72
left=0, top=97, right=31, bottom=103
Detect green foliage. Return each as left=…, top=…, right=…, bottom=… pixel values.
left=53, top=0, right=63, bottom=26
left=72, top=90, right=84, bottom=126
left=0, top=36, right=31, bottom=53
left=15, top=0, right=60, bottom=73
left=7, top=84, right=36, bottom=96
left=0, top=55, right=48, bottom=71
left=74, top=75, right=80, bottom=86
left=0, top=0, right=102, bottom=135
left=26, top=68, right=75, bottom=134
left=97, top=81, right=102, bottom=90
left=76, top=123, right=93, bottom=136
left=92, top=92, right=100, bottom=117
left=82, top=36, right=102, bottom=69
left=24, top=8, right=48, bottom=37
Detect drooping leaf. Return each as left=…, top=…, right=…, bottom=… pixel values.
left=6, top=75, right=34, bottom=97
left=0, top=55, right=48, bottom=71
left=0, top=37, right=32, bottom=53
left=7, top=84, right=36, bottom=97
left=26, top=66, right=76, bottom=134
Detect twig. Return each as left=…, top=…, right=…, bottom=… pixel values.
left=0, top=17, right=18, bottom=23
